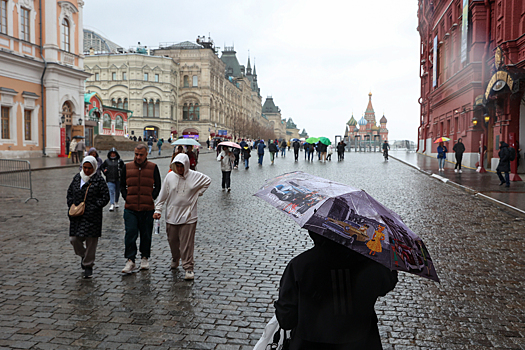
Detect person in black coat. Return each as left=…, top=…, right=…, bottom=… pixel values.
left=497, top=141, right=511, bottom=187
left=453, top=138, right=465, bottom=173
left=67, top=156, right=110, bottom=279
left=293, top=140, right=301, bottom=161
left=100, top=147, right=125, bottom=211
left=337, top=141, right=345, bottom=161
left=275, top=231, right=398, bottom=350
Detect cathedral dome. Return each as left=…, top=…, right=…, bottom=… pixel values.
left=347, top=116, right=357, bottom=126
left=358, top=116, right=367, bottom=126
left=380, top=115, right=387, bottom=123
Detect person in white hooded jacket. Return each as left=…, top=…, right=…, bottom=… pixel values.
left=153, top=153, right=211, bottom=280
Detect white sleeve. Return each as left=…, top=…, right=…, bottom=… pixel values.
left=154, top=174, right=170, bottom=214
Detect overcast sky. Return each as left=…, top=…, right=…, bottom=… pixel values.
left=84, top=0, right=420, bottom=142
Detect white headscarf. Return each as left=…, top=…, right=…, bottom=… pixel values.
left=80, top=156, right=98, bottom=183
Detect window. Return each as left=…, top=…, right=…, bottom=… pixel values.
left=155, top=99, right=160, bottom=117
left=144, top=73, right=148, bottom=81
left=148, top=99, right=154, bottom=117
left=103, top=114, right=111, bottom=129
left=1, top=0, right=7, bottom=34
left=21, top=8, right=30, bottom=41
left=1, top=106, right=9, bottom=139
left=111, top=98, right=117, bottom=107
left=24, top=110, right=31, bottom=140
left=183, top=75, right=189, bottom=87
left=183, top=103, right=199, bottom=121
left=192, top=75, right=198, bottom=87
left=112, top=72, right=117, bottom=80
left=61, top=18, right=70, bottom=52
left=183, top=104, right=188, bottom=120
left=122, top=72, right=127, bottom=80
left=117, top=98, right=123, bottom=109
left=95, top=73, right=100, bottom=81
left=115, top=115, right=124, bottom=130
left=155, top=74, right=159, bottom=82
left=123, top=98, right=128, bottom=110
left=143, top=98, right=147, bottom=116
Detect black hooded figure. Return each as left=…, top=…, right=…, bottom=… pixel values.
left=275, top=231, right=398, bottom=350
left=496, top=141, right=511, bottom=187
left=100, top=147, right=125, bottom=210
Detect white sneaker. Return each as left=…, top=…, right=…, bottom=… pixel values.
left=115, top=203, right=119, bottom=208
left=459, top=170, right=462, bottom=173
left=227, top=188, right=231, bottom=192
left=170, top=260, right=179, bottom=270
left=109, top=204, right=114, bottom=211
left=140, top=257, right=149, bottom=270
left=184, top=270, right=194, bottom=280
left=122, top=259, right=135, bottom=274
left=454, top=169, right=458, bottom=173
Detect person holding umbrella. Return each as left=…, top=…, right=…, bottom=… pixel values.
left=218, top=146, right=235, bottom=191
left=437, top=141, right=448, bottom=171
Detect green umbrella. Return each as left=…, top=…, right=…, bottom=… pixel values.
left=319, top=137, right=331, bottom=145
left=305, top=137, right=320, bottom=144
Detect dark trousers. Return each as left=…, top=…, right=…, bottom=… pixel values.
left=294, top=151, right=299, bottom=161
left=308, top=151, right=314, bottom=161
left=455, top=153, right=463, bottom=170
left=222, top=171, right=231, bottom=188
left=124, top=209, right=154, bottom=262
left=258, top=154, right=264, bottom=165
left=497, top=171, right=510, bottom=186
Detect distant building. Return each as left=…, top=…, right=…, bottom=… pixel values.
left=262, top=96, right=286, bottom=139
left=286, top=118, right=300, bottom=140
left=346, top=92, right=388, bottom=147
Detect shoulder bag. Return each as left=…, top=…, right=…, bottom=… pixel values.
left=69, top=183, right=91, bottom=217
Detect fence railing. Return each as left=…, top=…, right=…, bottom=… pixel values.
left=0, top=159, right=38, bottom=203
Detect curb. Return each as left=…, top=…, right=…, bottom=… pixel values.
left=390, top=155, right=525, bottom=216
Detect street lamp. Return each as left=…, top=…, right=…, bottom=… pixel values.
left=78, top=118, right=83, bottom=125
left=472, top=116, right=478, bottom=126
left=60, top=115, right=65, bottom=125
left=483, top=113, right=490, bottom=123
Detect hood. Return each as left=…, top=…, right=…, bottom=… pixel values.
left=500, top=142, right=509, bottom=148
left=172, top=153, right=190, bottom=177
left=107, top=147, right=121, bottom=159
left=88, top=147, right=99, bottom=158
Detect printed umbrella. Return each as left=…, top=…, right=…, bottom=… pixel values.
left=218, top=141, right=241, bottom=149
left=305, top=137, right=320, bottom=144
left=433, top=137, right=451, bottom=143
left=254, top=171, right=439, bottom=282
left=171, top=138, right=201, bottom=146
left=319, top=137, right=331, bottom=145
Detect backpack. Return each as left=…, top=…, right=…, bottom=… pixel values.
left=509, top=147, right=516, bottom=161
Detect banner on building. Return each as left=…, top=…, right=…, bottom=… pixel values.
left=461, top=0, right=469, bottom=63
left=433, top=35, right=438, bottom=88
left=218, top=129, right=227, bottom=136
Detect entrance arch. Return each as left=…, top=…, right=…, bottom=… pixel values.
left=144, top=125, right=159, bottom=139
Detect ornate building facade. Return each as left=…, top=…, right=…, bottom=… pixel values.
left=417, top=0, right=525, bottom=174
left=345, top=93, right=388, bottom=146
left=0, top=0, right=90, bottom=158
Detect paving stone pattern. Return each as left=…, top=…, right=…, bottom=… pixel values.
left=0, top=151, right=524, bottom=349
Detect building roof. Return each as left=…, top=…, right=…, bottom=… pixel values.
left=165, top=41, right=204, bottom=50
left=347, top=115, right=357, bottom=126
left=286, top=118, right=297, bottom=129
left=358, top=116, right=367, bottom=125
left=83, top=29, right=122, bottom=54
left=221, top=48, right=242, bottom=77
left=262, top=97, right=280, bottom=113
left=380, top=115, right=387, bottom=123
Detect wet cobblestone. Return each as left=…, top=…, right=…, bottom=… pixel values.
left=0, top=151, right=524, bottom=349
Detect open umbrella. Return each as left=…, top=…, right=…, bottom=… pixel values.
left=305, top=137, right=320, bottom=144
left=218, top=141, right=241, bottom=149
left=319, top=137, right=331, bottom=145
left=254, top=172, right=439, bottom=282
left=433, top=137, right=450, bottom=143
left=171, top=138, right=201, bottom=147
left=291, top=138, right=299, bottom=142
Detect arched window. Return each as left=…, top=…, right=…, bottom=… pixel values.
left=115, top=115, right=124, bottom=130
left=123, top=98, right=128, bottom=110
left=188, top=104, right=194, bottom=120
left=62, top=101, right=73, bottom=125
left=61, top=18, right=70, bottom=52
left=183, top=103, right=189, bottom=120
left=183, top=75, right=189, bottom=87
left=155, top=99, right=160, bottom=117
left=111, top=98, right=117, bottom=107
left=142, top=98, right=147, bottom=116
left=117, top=98, right=123, bottom=109
left=194, top=103, right=200, bottom=120
left=103, top=114, right=111, bottom=129
left=148, top=99, right=154, bottom=117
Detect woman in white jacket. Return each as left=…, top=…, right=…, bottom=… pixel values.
left=153, top=153, right=211, bottom=280
left=218, top=147, right=235, bottom=191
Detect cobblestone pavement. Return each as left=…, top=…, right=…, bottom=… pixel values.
left=0, top=151, right=524, bottom=349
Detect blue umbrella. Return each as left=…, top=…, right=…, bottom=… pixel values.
left=291, top=138, right=299, bottom=141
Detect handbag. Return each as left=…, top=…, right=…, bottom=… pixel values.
left=69, top=183, right=91, bottom=217
left=268, top=327, right=290, bottom=350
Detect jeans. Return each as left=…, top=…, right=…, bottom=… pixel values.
left=158, top=147, right=161, bottom=155
left=124, top=209, right=154, bottom=262
left=281, top=149, right=285, bottom=156
left=308, top=151, right=313, bottom=161
left=438, top=158, right=446, bottom=169
left=107, top=181, right=120, bottom=205
left=222, top=171, right=231, bottom=188
left=148, top=145, right=152, bottom=154
left=258, top=154, right=264, bottom=165
left=244, top=158, right=249, bottom=168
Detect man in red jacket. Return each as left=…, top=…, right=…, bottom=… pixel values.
left=120, top=144, right=162, bottom=273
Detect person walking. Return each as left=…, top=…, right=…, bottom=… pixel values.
left=157, top=139, right=163, bottom=156
left=327, top=144, right=334, bottom=161
left=147, top=138, right=153, bottom=154
left=293, top=140, right=301, bottom=161
left=218, top=147, right=235, bottom=191
left=100, top=147, right=125, bottom=212
left=269, top=141, right=278, bottom=165
left=186, top=145, right=198, bottom=170
left=70, top=137, right=78, bottom=163
left=75, top=137, right=86, bottom=163
left=453, top=138, right=465, bottom=173
left=120, top=144, right=162, bottom=274
left=153, top=153, right=211, bottom=280
left=66, top=136, right=71, bottom=157
left=437, top=141, right=448, bottom=171
left=242, top=145, right=251, bottom=169
left=303, top=142, right=309, bottom=160
left=308, top=143, right=315, bottom=162
left=496, top=140, right=511, bottom=187
left=67, top=156, right=110, bottom=279
left=319, top=142, right=328, bottom=162
left=257, top=140, right=266, bottom=165
left=86, top=147, right=103, bottom=175
left=382, top=140, right=390, bottom=161
left=281, top=140, right=287, bottom=157
left=232, top=146, right=240, bottom=169
left=337, top=141, right=345, bottom=161
left=275, top=231, right=398, bottom=349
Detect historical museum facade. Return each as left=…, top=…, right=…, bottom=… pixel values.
left=0, top=0, right=90, bottom=158
left=345, top=92, right=388, bottom=148
left=417, top=0, right=525, bottom=175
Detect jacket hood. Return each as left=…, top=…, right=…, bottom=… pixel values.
left=88, top=147, right=99, bottom=158
left=500, top=142, right=509, bottom=148
left=172, top=153, right=190, bottom=177
left=107, top=147, right=121, bottom=159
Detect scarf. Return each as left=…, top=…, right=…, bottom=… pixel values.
left=80, top=156, right=98, bottom=183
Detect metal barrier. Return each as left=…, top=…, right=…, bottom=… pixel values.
left=0, top=159, right=38, bottom=203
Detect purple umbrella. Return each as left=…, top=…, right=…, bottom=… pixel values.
left=254, top=171, right=439, bottom=282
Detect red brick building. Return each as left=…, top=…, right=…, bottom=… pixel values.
left=417, top=0, right=525, bottom=176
